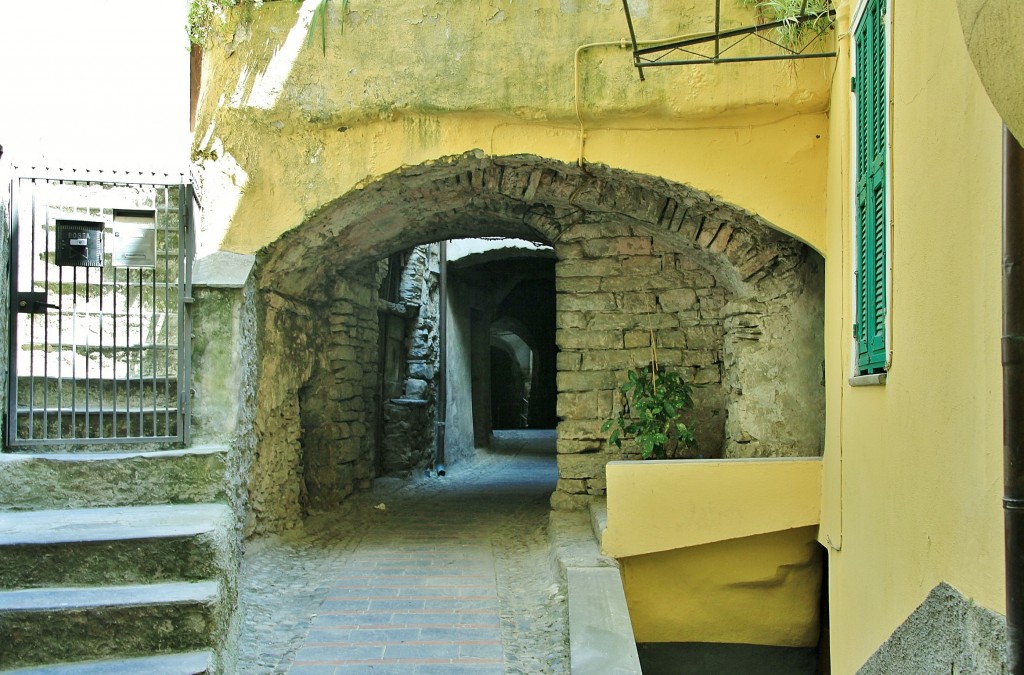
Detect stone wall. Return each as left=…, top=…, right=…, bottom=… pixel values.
left=249, top=291, right=318, bottom=532
left=552, top=221, right=732, bottom=508
left=299, top=267, right=381, bottom=512
left=379, top=245, right=441, bottom=474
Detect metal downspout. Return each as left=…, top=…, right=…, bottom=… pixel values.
left=1004, top=124, right=1024, bottom=674
left=435, top=241, right=448, bottom=475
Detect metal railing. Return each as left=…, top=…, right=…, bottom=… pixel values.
left=5, top=171, right=193, bottom=447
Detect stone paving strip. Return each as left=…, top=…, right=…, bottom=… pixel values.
left=237, top=435, right=569, bottom=674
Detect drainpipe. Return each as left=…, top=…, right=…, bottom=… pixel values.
left=1004, top=124, right=1024, bottom=674
left=435, top=240, right=448, bottom=476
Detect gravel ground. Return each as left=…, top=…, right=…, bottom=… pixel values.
left=236, top=433, right=569, bottom=674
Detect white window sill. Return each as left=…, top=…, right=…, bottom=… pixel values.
left=849, top=373, right=887, bottom=387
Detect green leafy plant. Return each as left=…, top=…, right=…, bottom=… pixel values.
left=737, top=0, right=834, bottom=47
left=602, top=363, right=697, bottom=460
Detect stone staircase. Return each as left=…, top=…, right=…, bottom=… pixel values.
left=0, top=446, right=236, bottom=674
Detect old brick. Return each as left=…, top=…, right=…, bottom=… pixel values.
left=557, top=351, right=583, bottom=371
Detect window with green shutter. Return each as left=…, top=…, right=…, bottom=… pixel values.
left=853, top=0, right=887, bottom=375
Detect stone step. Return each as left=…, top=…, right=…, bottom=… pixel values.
left=0, top=582, right=220, bottom=671
left=0, top=446, right=229, bottom=510
left=0, top=504, right=233, bottom=589
left=0, top=650, right=213, bottom=674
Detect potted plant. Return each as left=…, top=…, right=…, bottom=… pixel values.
left=602, top=362, right=697, bottom=460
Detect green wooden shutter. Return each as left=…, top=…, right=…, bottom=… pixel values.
left=854, top=0, right=887, bottom=374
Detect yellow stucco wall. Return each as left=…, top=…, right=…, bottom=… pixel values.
left=192, top=1, right=831, bottom=257
left=604, top=459, right=823, bottom=646
left=818, top=0, right=1005, bottom=671
left=604, top=458, right=822, bottom=557
left=620, top=526, right=822, bottom=646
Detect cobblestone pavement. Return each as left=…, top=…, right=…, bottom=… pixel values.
left=236, top=431, right=569, bottom=674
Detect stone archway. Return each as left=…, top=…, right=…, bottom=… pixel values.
left=248, top=153, right=824, bottom=530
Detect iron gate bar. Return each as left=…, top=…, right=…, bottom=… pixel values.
left=621, top=0, right=836, bottom=80
left=5, top=170, right=192, bottom=447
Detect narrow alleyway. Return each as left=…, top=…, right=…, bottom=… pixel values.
left=237, top=431, right=569, bottom=674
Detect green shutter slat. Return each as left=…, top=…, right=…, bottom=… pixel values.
left=854, top=0, right=887, bottom=374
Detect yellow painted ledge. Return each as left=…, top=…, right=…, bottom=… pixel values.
left=603, top=458, right=822, bottom=558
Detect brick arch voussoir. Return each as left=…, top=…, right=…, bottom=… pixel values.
left=258, top=153, right=809, bottom=302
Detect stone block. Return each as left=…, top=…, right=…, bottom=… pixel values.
left=558, top=419, right=606, bottom=439
left=655, top=330, right=688, bottom=349
left=405, top=379, right=428, bottom=397
left=687, top=325, right=722, bottom=349
left=599, top=274, right=676, bottom=292
left=658, top=288, right=698, bottom=312
left=557, top=352, right=583, bottom=371
left=617, top=291, right=659, bottom=312
left=556, top=329, right=622, bottom=350
left=621, top=256, right=664, bottom=275
left=557, top=311, right=589, bottom=329
left=558, top=438, right=603, bottom=454
left=557, top=478, right=589, bottom=495
left=580, top=348, right=652, bottom=371
left=550, top=490, right=592, bottom=512
left=558, top=452, right=609, bottom=480
left=623, top=331, right=652, bottom=349
left=557, top=392, right=601, bottom=420
left=557, top=259, right=622, bottom=278
left=408, top=362, right=434, bottom=380
left=559, top=292, right=617, bottom=312
left=693, top=365, right=722, bottom=385
left=557, top=371, right=617, bottom=392
left=582, top=237, right=652, bottom=257
left=556, top=276, right=601, bottom=293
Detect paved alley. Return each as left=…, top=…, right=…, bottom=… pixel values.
left=236, top=431, right=569, bottom=674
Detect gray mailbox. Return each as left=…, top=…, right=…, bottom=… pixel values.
left=111, top=209, right=157, bottom=268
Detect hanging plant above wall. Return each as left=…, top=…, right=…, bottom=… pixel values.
left=737, top=0, right=834, bottom=47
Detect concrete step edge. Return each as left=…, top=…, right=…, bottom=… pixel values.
left=0, top=650, right=213, bottom=675
left=567, top=566, right=642, bottom=675
left=0, top=581, right=220, bottom=612
left=0, top=504, right=233, bottom=546
left=0, top=445, right=228, bottom=463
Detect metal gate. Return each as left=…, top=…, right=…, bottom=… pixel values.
left=5, top=171, right=193, bottom=447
